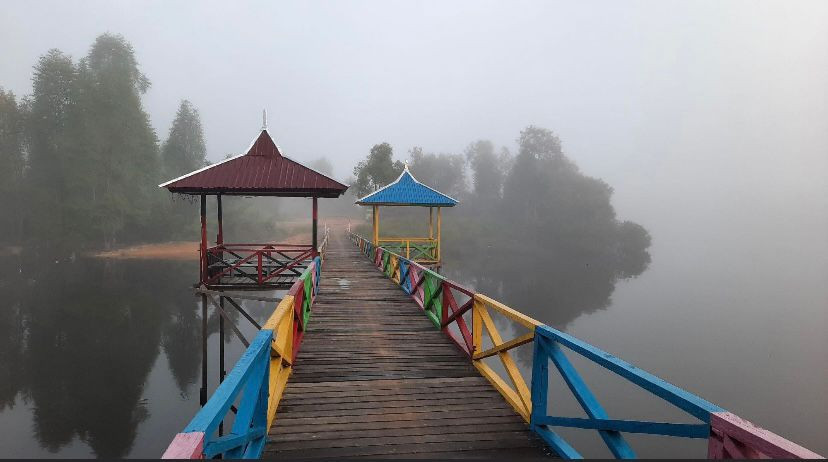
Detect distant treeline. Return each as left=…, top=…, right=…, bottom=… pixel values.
left=351, top=126, right=653, bottom=287
left=0, top=34, right=206, bottom=249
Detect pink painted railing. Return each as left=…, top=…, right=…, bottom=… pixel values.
left=709, top=412, right=823, bottom=459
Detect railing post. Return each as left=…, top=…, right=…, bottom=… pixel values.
left=472, top=296, right=482, bottom=356
left=257, top=252, right=263, bottom=285
left=529, top=329, right=548, bottom=431
left=406, top=240, right=410, bottom=259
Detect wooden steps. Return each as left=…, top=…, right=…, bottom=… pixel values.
left=262, top=231, right=552, bottom=459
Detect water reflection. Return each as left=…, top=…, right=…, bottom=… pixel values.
left=0, top=253, right=200, bottom=458
left=447, top=241, right=651, bottom=330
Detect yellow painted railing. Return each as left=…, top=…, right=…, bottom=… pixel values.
left=261, top=296, right=295, bottom=429
left=472, top=294, right=542, bottom=422
left=377, top=237, right=438, bottom=263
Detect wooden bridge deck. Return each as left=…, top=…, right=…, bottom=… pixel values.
left=263, top=231, right=552, bottom=459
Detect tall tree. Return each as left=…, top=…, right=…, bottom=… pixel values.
left=66, top=33, right=160, bottom=247
left=407, top=146, right=466, bottom=198
left=0, top=88, right=26, bottom=241
left=158, top=100, right=207, bottom=238
left=161, top=100, right=206, bottom=178
left=26, top=49, right=77, bottom=244
left=465, top=140, right=509, bottom=201
left=352, top=142, right=403, bottom=197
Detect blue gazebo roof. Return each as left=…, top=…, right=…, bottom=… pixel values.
left=355, top=166, right=458, bottom=207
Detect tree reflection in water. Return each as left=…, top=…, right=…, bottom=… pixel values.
left=0, top=253, right=203, bottom=457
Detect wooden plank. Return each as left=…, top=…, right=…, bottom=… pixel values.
left=264, top=438, right=546, bottom=459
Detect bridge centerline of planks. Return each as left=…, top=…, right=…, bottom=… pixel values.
left=262, top=231, right=551, bottom=459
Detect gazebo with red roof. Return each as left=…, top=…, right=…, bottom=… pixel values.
left=160, top=116, right=348, bottom=289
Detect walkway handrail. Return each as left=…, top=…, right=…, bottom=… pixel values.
left=163, top=227, right=330, bottom=459
left=348, top=232, right=823, bottom=460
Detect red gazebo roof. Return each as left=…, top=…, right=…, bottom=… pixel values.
left=159, top=129, right=348, bottom=197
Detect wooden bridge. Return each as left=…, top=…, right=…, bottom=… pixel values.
left=161, top=226, right=822, bottom=460
left=263, top=231, right=549, bottom=458
left=156, top=119, right=821, bottom=459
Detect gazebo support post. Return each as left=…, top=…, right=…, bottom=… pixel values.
left=437, top=207, right=442, bottom=264
left=372, top=205, right=380, bottom=245
left=200, top=194, right=207, bottom=285
left=199, top=293, right=207, bottom=406
left=216, top=194, right=223, bottom=246
left=312, top=197, right=318, bottom=254
left=429, top=207, right=433, bottom=239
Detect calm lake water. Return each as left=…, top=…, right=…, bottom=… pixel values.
left=0, top=227, right=825, bottom=458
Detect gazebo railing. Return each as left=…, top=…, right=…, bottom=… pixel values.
left=377, top=237, right=438, bottom=263
left=203, top=243, right=316, bottom=287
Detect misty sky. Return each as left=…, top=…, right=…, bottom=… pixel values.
left=2, top=0, right=827, bottom=248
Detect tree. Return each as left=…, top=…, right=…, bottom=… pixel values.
left=65, top=33, right=160, bottom=247
left=161, top=100, right=206, bottom=178
left=352, top=142, right=403, bottom=197
left=465, top=140, right=510, bottom=201
left=26, top=49, right=77, bottom=245
left=156, top=100, right=207, bottom=237
left=309, top=157, right=334, bottom=177
left=407, top=146, right=466, bottom=198
left=0, top=88, right=26, bottom=241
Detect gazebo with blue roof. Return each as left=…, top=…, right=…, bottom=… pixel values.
left=355, top=164, right=458, bottom=266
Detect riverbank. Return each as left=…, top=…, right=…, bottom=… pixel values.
left=89, top=232, right=313, bottom=261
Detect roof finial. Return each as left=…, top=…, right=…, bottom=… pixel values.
left=403, top=160, right=409, bottom=171
left=262, top=109, right=268, bottom=130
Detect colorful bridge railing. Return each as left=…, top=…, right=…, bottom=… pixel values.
left=350, top=232, right=823, bottom=460
left=162, top=230, right=328, bottom=459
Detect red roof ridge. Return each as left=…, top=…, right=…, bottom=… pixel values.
left=158, top=126, right=348, bottom=198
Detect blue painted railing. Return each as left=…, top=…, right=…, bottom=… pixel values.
left=530, top=325, right=722, bottom=459
left=163, top=253, right=326, bottom=459
left=186, top=330, right=271, bottom=458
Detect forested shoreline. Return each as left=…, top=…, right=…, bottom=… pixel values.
left=1, top=32, right=651, bottom=284
left=0, top=34, right=214, bottom=251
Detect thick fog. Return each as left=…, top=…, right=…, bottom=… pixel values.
left=3, top=1, right=826, bottom=250
left=2, top=1, right=828, bottom=457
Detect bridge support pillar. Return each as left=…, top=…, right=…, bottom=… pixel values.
left=200, top=293, right=207, bottom=406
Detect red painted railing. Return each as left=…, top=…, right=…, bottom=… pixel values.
left=201, top=243, right=316, bottom=286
